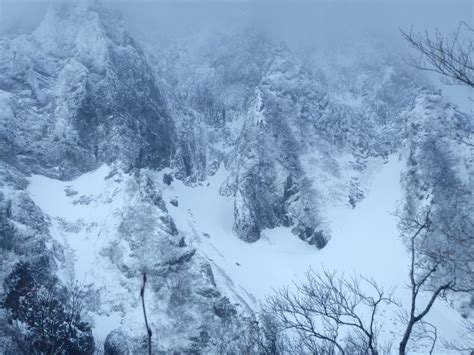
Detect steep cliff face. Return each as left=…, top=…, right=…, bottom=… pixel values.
left=402, top=91, right=474, bottom=316
left=0, top=1, right=174, bottom=179
left=155, top=35, right=429, bottom=247
left=0, top=2, right=472, bottom=353
left=0, top=3, right=223, bottom=353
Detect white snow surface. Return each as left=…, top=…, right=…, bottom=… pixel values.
left=26, top=155, right=467, bottom=351
left=27, top=166, right=144, bottom=341
left=159, top=155, right=466, bottom=351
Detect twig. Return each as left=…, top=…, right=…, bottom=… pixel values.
left=141, top=272, right=153, bottom=355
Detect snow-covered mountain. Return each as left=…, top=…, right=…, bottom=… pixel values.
left=0, top=1, right=174, bottom=178
left=0, top=1, right=472, bottom=353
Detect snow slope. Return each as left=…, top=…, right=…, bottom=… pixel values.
left=27, top=166, right=143, bottom=341
left=159, top=154, right=467, bottom=351
left=25, top=153, right=468, bottom=351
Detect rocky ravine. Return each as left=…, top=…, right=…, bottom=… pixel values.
left=0, top=2, right=472, bottom=353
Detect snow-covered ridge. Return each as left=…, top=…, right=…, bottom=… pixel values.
left=26, top=164, right=235, bottom=351
left=0, top=0, right=174, bottom=179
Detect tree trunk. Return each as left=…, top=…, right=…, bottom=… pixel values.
left=399, top=321, right=414, bottom=355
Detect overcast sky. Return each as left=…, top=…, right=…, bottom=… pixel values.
left=0, top=0, right=472, bottom=109
left=1, top=0, right=471, bottom=38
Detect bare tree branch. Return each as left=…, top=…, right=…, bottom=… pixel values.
left=398, top=210, right=473, bottom=354
left=401, top=22, right=474, bottom=88
left=267, top=269, right=396, bottom=354
left=140, top=272, right=152, bottom=355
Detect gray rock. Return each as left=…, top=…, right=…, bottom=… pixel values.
left=104, top=329, right=130, bottom=355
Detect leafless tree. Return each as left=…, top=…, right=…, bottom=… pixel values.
left=402, top=22, right=474, bottom=150
left=398, top=209, right=474, bottom=355
left=401, top=22, right=474, bottom=89
left=267, top=207, right=473, bottom=354
left=267, top=269, right=397, bottom=355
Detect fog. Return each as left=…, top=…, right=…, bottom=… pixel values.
left=128, top=2, right=468, bottom=38
left=1, top=0, right=471, bottom=40
left=0, top=0, right=472, bottom=108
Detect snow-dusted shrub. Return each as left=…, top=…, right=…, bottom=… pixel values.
left=3, top=262, right=95, bottom=354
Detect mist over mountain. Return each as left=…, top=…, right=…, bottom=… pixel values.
left=0, top=0, right=472, bottom=353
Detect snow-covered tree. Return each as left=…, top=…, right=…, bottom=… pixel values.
left=4, top=262, right=94, bottom=354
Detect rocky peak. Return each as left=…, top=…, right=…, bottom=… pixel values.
left=0, top=1, right=174, bottom=179
left=33, top=1, right=109, bottom=71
